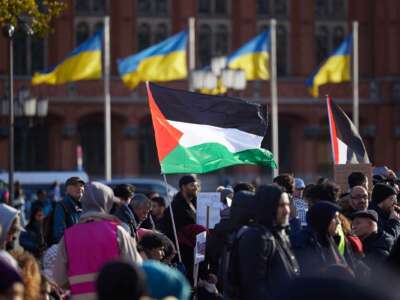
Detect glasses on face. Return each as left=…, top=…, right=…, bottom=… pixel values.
left=351, top=194, right=368, bottom=200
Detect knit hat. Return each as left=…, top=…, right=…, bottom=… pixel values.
left=371, top=183, right=396, bottom=204
left=351, top=210, right=379, bottom=223
left=142, top=260, right=191, bottom=300
left=179, top=175, right=197, bottom=188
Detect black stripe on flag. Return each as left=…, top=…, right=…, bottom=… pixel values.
left=149, top=83, right=267, bottom=136
left=330, top=99, right=370, bottom=164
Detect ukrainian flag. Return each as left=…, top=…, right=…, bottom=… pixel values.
left=118, top=31, right=187, bottom=90
left=227, top=31, right=270, bottom=80
left=32, top=31, right=102, bottom=85
left=307, top=34, right=352, bottom=97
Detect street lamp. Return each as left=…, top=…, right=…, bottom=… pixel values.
left=2, top=19, right=34, bottom=203
left=191, top=56, right=247, bottom=94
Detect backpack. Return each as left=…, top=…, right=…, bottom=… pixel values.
left=225, top=224, right=276, bottom=299
left=43, top=201, right=69, bottom=246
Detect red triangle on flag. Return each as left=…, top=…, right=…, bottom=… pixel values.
left=146, top=83, right=183, bottom=161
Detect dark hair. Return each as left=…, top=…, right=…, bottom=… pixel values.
left=28, top=204, right=44, bottom=225
left=113, top=184, right=135, bottom=200
left=96, top=261, right=148, bottom=300
left=348, top=172, right=367, bottom=189
left=273, top=174, right=295, bottom=194
left=155, top=232, right=175, bottom=259
left=307, top=181, right=340, bottom=204
left=138, top=233, right=164, bottom=251
left=151, top=196, right=166, bottom=208
left=233, top=182, right=255, bottom=193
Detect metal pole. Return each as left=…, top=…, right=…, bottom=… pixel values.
left=103, top=16, right=112, bottom=180
left=162, top=173, right=182, bottom=263
left=188, top=17, right=196, bottom=92
left=8, top=34, right=14, bottom=203
left=352, top=21, right=359, bottom=129
left=270, top=19, right=279, bottom=178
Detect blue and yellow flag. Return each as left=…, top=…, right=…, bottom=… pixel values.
left=227, top=31, right=270, bottom=80
left=307, top=34, right=352, bottom=97
left=118, top=31, right=187, bottom=90
left=32, top=31, right=102, bottom=85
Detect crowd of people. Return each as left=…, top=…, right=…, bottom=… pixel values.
left=2, top=167, right=400, bottom=300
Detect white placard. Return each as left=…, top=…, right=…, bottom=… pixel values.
left=196, top=192, right=223, bottom=229
left=194, top=231, right=207, bottom=264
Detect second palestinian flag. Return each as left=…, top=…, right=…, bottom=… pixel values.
left=326, top=96, right=370, bottom=164
left=146, top=82, right=277, bottom=174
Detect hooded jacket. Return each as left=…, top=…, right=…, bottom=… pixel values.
left=52, top=182, right=142, bottom=291
left=0, top=203, right=19, bottom=249
left=236, top=185, right=300, bottom=300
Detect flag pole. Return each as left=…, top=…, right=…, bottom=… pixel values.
left=352, top=21, right=359, bottom=130
left=188, top=17, right=196, bottom=92
left=326, top=95, right=337, bottom=164
left=270, top=19, right=279, bottom=178
left=162, top=173, right=182, bottom=263
left=103, top=16, right=112, bottom=180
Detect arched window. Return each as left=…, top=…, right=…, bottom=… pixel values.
left=94, top=21, right=104, bottom=33
left=199, top=24, right=212, bottom=67
left=76, top=22, right=90, bottom=45
left=316, top=26, right=329, bottom=65
left=198, top=0, right=211, bottom=14
left=257, top=0, right=270, bottom=15
left=138, top=23, right=151, bottom=50
left=138, top=0, right=151, bottom=15
left=14, top=31, right=28, bottom=75
left=31, top=37, right=45, bottom=73
left=155, top=0, right=168, bottom=15
left=332, top=26, right=345, bottom=49
left=277, top=25, right=287, bottom=76
left=215, top=24, right=228, bottom=55
left=154, top=23, right=168, bottom=43
left=214, top=0, right=227, bottom=15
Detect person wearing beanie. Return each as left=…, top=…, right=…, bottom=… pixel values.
left=141, top=260, right=191, bottom=300
left=293, top=201, right=352, bottom=277
left=351, top=210, right=394, bottom=270
left=369, top=183, right=400, bottom=239
left=53, top=182, right=142, bottom=300
left=160, top=174, right=199, bottom=282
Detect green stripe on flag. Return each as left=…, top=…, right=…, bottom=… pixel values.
left=161, top=142, right=277, bottom=174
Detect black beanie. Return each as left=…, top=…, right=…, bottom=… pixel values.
left=179, top=175, right=196, bottom=188
left=371, top=183, right=396, bottom=204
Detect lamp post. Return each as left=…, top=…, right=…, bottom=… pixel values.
left=2, top=20, right=34, bottom=203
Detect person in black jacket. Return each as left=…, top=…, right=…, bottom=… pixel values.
left=234, top=185, right=300, bottom=300
left=369, top=183, right=400, bottom=239
left=293, top=201, right=351, bottom=277
left=351, top=210, right=393, bottom=268
left=19, top=204, right=46, bottom=258
left=111, top=184, right=137, bottom=238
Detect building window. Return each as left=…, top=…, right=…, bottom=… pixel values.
left=14, top=32, right=46, bottom=76
left=76, top=22, right=90, bottom=45
left=154, top=23, right=168, bottom=43
left=198, top=0, right=229, bottom=15
left=198, top=24, right=212, bottom=67
left=75, top=18, right=104, bottom=45
left=315, top=0, right=347, bottom=65
left=257, top=0, right=288, bottom=17
left=75, top=0, right=107, bottom=15
left=138, top=0, right=169, bottom=16
left=138, top=23, right=151, bottom=50
left=215, top=24, right=228, bottom=55
left=257, top=22, right=289, bottom=76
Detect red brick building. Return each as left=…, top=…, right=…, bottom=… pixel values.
left=0, top=0, right=399, bottom=182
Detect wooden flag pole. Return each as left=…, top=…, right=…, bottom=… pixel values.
left=162, top=173, right=182, bottom=262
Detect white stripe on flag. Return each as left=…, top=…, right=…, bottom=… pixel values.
left=337, top=138, right=348, bottom=164
left=168, top=120, right=263, bottom=153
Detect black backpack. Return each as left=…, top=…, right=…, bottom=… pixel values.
left=43, top=201, right=69, bottom=246
left=225, top=224, right=276, bottom=299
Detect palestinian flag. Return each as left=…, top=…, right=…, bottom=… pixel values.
left=146, top=82, right=277, bottom=174
left=326, top=96, right=370, bottom=164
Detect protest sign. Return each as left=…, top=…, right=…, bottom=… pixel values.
left=196, top=192, right=223, bottom=229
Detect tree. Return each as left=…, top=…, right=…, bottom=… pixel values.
left=0, top=0, right=67, bottom=37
